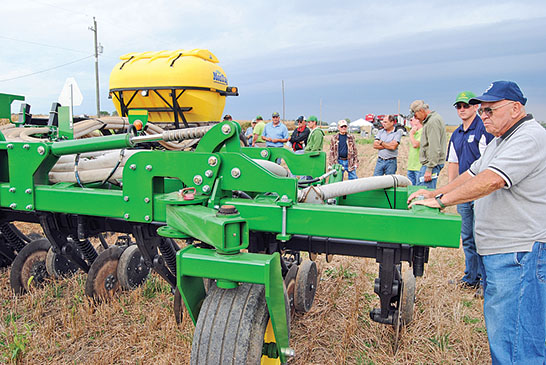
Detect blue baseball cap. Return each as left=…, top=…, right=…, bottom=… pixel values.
left=469, top=81, right=527, bottom=105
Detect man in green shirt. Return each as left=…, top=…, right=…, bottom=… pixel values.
left=304, top=115, right=324, bottom=152
left=410, top=100, right=447, bottom=188
left=252, top=115, right=266, bottom=147
left=407, top=116, right=423, bottom=185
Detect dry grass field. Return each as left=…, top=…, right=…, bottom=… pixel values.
left=0, top=131, right=491, bottom=364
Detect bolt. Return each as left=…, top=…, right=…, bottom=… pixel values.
left=205, top=169, right=213, bottom=178
left=9, top=203, right=16, bottom=209
left=221, top=124, right=231, bottom=134
left=280, top=195, right=289, bottom=202
left=260, top=149, right=269, bottom=158
left=193, top=175, right=203, bottom=185
left=129, top=164, right=136, bottom=170
left=144, top=215, right=151, bottom=221
left=37, top=146, right=45, bottom=155
left=25, top=189, right=31, bottom=194
left=202, top=185, right=210, bottom=193
left=8, top=187, right=15, bottom=193
left=124, top=196, right=129, bottom=202
left=124, top=213, right=130, bottom=219
left=282, top=348, right=296, bottom=358
left=144, top=197, right=150, bottom=203
left=7, top=144, right=13, bottom=149
left=231, top=168, right=241, bottom=178
left=26, top=205, right=33, bottom=210
left=145, top=165, right=152, bottom=171
left=208, top=156, right=218, bottom=166
left=23, top=144, right=30, bottom=150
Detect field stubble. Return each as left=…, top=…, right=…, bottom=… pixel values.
left=0, top=134, right=490, bottom=364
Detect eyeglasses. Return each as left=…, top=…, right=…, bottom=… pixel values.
left=339, top=125, right=347, bottom=128
left=478, top=101, right=514, bottom=117
left=454, top=103, right=471, bottom=110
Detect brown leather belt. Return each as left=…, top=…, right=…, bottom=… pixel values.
left=338, top=157, right=348, bottom=160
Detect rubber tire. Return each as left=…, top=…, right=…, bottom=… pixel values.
left=117, top=245, right=150, bottom=290
left=85, top=246, right=124, bottom=300
left=9, top=238, right=51, bottom=294
left=284, top=265, right=298, bottom=318
left=400, top=268, right=416, bottom=326
left=45, top=247, right=80, bottom=278
left=190, top=283, right=289, bottom=365
left=294, top=260, right=318, bottom=313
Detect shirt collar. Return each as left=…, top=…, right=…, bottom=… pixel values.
left=500, top=114, right=533, bottom=141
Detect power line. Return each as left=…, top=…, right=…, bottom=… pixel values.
left=0, top=35, right=88, bottom=54
left=0, top=55, right=94, bottom=83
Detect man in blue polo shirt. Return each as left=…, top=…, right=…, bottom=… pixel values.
left=262, top=112, right=289, bottom=148
left=447, top=91, right=493, bottom=293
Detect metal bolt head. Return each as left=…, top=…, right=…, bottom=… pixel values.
left=124, top=196, right=129, bottom=202
left=205, top=169, right=213, bottom=178
left=25, top=189, right=31, bottom=194
left=208, top=156, right=218, bottom=166
left=221, top=124, right=231, bottom=134
left=231, top=168, right=241, bottom=178
left=9, top=203, right=16, bottom=209
left=8, top=187, right=15, bottom=193
left=25, top=204, right=33, bottom=210
left=282, top=348, right=296, bottom=357
left=129, top=164, right=136, bottom=170
left=37, top=146, right=45, bottom=155
left=124, top=213, right=130, bottom=219
left=144, top=215, right=151, bottom=221
left=145, top=165, right=152, bottom=171
left=193, top=175, right=203, bottom=185
left=23, top=144, right=30, bottom=150
left=260, top=149, right=269, bottom=158
left=202, top=185, right=210, bottom=193
left=144, top=197, right=150, bottom=203
left=7, top=144, right=13, bottom=149
left=281, top=195, right=289, bottom=202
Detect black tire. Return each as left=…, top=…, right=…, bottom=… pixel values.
left=45, top=247, right=80, bottom=278
left=9, top=238, right=51, bottom=294
left=117, top=245, right=150, bottom=290
left=191, top=283, right=289, bottom=365
left=85, top=246, right=124, bottom=300
left=284, top=265, right=298, bottom=318
left=400, top=268, right=416, bottom=326
left=294, top=260, right=318, bottom=313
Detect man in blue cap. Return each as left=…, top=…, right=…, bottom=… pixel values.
left=408, top=81, right=546, bottom=364
left=447, top=91, right=494, bottom=294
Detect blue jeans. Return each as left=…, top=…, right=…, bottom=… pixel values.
left=417, top=164, right=444, bottom=189
left=338, top=159, right=357, bottom=180
left=407, top=170, right=419, bottom=186
left=373, top=158, right=397, bottom=176
left=481, top=242, right=546, bottom=365
left=457, top=202, right=483, bottom=286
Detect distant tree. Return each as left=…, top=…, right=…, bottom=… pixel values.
left=112, top=111, right=119, bottom=117
left=345, top=118, right=351, bottom=123
left=99, top=111, right=110, bottom=116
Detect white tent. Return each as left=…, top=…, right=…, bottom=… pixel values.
left=349, top=118, right=373, bottom=127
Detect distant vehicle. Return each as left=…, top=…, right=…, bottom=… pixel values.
left=371, top=114, right=407, bottom=136
left=365, top=114, right=375, bottom=122
left=348, top=125, right=361, bottom=134
left=328, top=122, right=338, bottom=133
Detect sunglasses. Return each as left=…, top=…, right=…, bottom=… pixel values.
left=478, top=101, right=514, bottom=117
left=454, top=103, right=471, bottom=110
left=339, top=125, right=347, bottom=128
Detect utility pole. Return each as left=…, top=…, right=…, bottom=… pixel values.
left=320, top=98, right=322, bottom=124
left=281, top=80, right=285, bottom=121
left=89, top=17, right=102, bottom=117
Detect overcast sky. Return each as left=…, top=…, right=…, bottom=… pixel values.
left=1, top=0, right=545, bottom=124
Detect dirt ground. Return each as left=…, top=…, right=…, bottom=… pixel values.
left=0, top=133, right=490, bottom=364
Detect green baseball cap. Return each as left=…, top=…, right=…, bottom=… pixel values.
left=308, top=115, right=318, bottom=122
left=454, top=91, right=476, bottom=105
left=256, top=115, right=263, bottom=120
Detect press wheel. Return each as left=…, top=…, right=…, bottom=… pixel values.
left=284, top=264, right=298, bottom=317
left=9, top=238, right=51, bottom=294
left=400, top=268, right=416, bottom=325
left=85, top=246, right=124, bottom=300
left=45, top=247, right=80, bottom=278
left=117, top=245, right=150, bottom=290
left=294, top=260, right=318, bottom=313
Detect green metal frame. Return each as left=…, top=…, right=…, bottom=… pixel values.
left=0, top=94, right=461, bottom=363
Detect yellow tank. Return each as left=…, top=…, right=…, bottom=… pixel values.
left=109, top=49, right=237, bottom=125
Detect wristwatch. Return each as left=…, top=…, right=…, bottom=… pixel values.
left=435, top=193, right=446, bottom=209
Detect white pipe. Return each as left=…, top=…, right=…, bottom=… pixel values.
left=251, top=159, right=289, bottom=177
left=298, top=174, right=412, bottom=202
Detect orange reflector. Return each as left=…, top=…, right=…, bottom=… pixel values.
left=133, top=119, right=143, bottom=131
